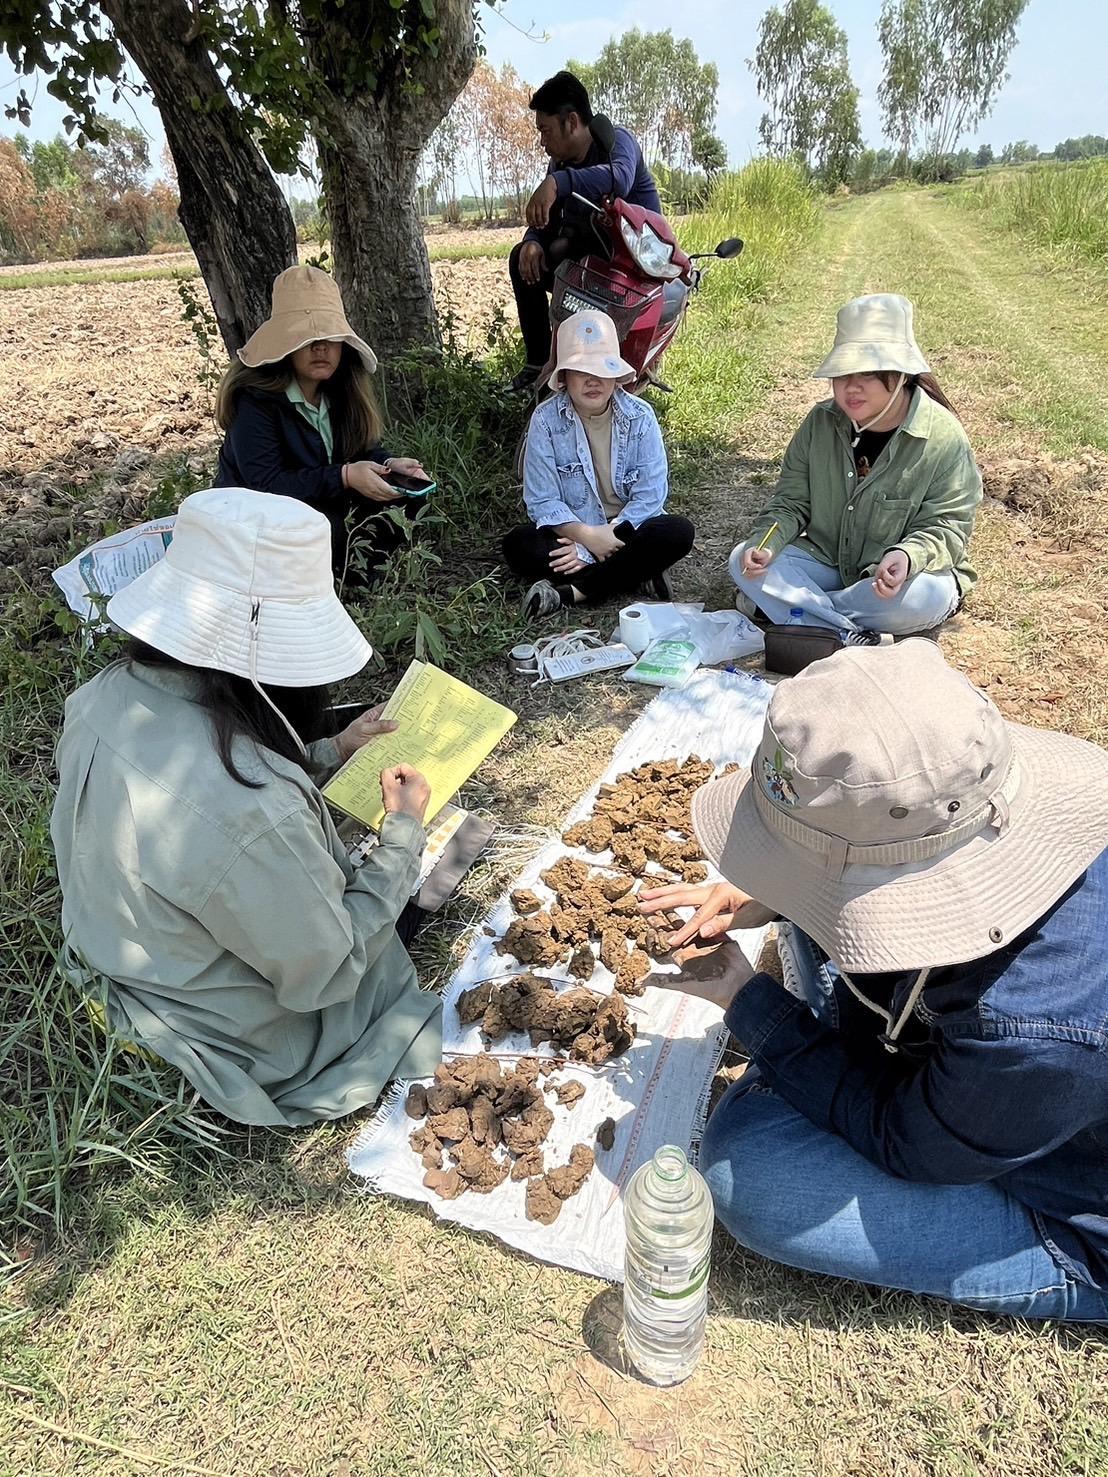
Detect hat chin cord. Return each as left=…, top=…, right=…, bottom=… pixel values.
left=837, top=965, right=931, bottom=1054
left=850, top=373, right=906, bottom=447
left=248, top=600, right=309, bottom=759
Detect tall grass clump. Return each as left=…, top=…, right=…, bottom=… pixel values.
left=953, top=159, right=1108, bottom=267
left=661, top=158, right=821, bottom=446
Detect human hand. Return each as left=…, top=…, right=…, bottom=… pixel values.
left=639, top=881, right=777, bottom=948
left=334, top=705, right=398, bottom=764
left=518, top=240, right=545, bottom=285
left=346, top=461, right=403, bottom=503
left=385, top=456, right=427, bottom=479
left=740, top=545, right=774, bottom=579
left=873, top=548, right=909, bottom=598
left=549, top=537, right=588, bottom=576
left=380, top=764, right=431, bottom=822
left=525, top=178, right=558, bottom=231
left=580, top=523, right=623, bottom=560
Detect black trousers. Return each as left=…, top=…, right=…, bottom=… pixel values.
left=509, top=231, right=592, bottom=368
left=501, top=515, right=695, bottom=604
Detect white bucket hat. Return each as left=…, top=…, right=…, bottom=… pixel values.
left=813, top=293, right=930, bottom=379
left=107, top=488, right=371, bottom=689
left=238, top=265, right=378, bottom=374
left=548, top=310, right=635, bottom=391
left=691, top=640, right=1108, bottom=972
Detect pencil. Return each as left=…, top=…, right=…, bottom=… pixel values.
left=754, top=521, right=779, bottom=552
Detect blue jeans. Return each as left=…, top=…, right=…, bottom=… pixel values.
left=699, top=925, right=1108, bottom=1321
left=729, top=541, right=959, bottom=635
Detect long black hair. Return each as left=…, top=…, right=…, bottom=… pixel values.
left=127, top=640, right=329, bottom=788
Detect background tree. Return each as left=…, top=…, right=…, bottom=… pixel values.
left=2, top=0, right=479, bottom=358
left=568, top=29, right=719, bottom=173
left=877, top=0, right=1030, bottom=171
left=1055, top=135, right=1108, bottom=161
left=751, top=0, right=862, bottom=189
left=975, top=142, right=995, bottom=168
left=692, top=129, right=728, bottom=177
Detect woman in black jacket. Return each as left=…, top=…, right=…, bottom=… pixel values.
left=215, top=265, right=427, bottom=583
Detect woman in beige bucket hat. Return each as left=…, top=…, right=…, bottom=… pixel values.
left=214, top=265, right=429, bottom=584
left=503, top=311, right=694, bottom=618
left=730, top=294, right=982, bottom=645
left=640, top=640, right=1108, bottom=1320
left=51, top=488, right=442, bottom=1127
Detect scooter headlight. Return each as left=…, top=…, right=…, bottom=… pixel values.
left=619, top=217, right=682, bottom=280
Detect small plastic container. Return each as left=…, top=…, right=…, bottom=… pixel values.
left=623, top=638, right=700, bottom=688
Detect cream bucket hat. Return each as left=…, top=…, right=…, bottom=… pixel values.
left=548, top=310, right=635, bottom=391
left=813, top=293, right=930, bottom=379
left=692, top=640, right=1108, bottom=972
left=238, top=265, right=378, bottom=374
left=107, top=488, right=371, bottom=689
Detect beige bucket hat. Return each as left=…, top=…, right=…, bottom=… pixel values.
left=548, top=310, right=635, bottom=390
left=107, top=488, right=371, bottom=689
left=692, top=640, right=1108, bottom=971
left=238, top=265, right=378, bottom=374
left=813, top=293, right=930, bottom=379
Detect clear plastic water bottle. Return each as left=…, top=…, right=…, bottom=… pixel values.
left=622, top=1144, right=714, bottom=1385
left=787, top=606, right=805, bottom=624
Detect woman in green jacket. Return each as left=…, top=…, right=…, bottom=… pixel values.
left=50, top=487, right=442, bottom=1128
left=732, top=294, right=981, bottom=638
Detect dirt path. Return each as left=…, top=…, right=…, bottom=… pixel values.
left=692, top=188, right=1108, bottom=745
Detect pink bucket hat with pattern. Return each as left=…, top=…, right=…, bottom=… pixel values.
left=548, top=310, right=635, bottom=391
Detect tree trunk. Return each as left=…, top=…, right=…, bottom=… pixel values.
left=308, top=1, right=477, bottom=361
left=102, top=0, right=297, bottom=354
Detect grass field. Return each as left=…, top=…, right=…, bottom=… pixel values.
left=3, top=167, right=1108, bottom=1475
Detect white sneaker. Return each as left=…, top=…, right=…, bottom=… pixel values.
left=734, top=591, right=760, bottom=619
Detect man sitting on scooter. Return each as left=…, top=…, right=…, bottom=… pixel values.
left=507, top=70, right=662, bottom=394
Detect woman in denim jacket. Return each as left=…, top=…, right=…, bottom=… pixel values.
left=732, top=294, right=981, bottom=639
left=503, top=312, right=694, bottom=618
left=640, top=641, right=1108, bottom=1321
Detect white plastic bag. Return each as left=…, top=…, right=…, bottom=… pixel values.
left=680, top=610, right=765, bottom=665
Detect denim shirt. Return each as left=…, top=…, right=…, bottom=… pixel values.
left=727, top=848, right=1108, bottom=1285
left=522, top=388, right=669, bottom=531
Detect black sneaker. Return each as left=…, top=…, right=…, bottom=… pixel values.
left=506, top=365, right=542, bottom=395
left=523, top=579, right=566, bottom=618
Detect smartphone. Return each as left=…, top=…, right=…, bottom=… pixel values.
left=385, top=468, right=436, bottom=498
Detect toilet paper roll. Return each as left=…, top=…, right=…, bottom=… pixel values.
left=618, top=601, right=702, bottom=654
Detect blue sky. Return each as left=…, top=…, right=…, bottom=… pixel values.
left=1, top=1, right=1103, bottom=171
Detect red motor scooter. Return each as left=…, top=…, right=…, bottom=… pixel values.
left=546, top=195, right=743, bottom=394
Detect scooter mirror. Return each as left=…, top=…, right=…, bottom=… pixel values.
left=716, top=238, right=744, bottom=259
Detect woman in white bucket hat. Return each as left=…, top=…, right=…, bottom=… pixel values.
left=640, top=640, right=1108, bottom=1320
left=51, top=489, right=442, bottom=1128
left=503, top=310, right=694, bottom=618
left=214, top=265, right=429, bottom=585
left=730, top=294, right=981, bottom=645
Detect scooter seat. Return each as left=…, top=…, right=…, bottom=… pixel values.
left=658, top=279, right=688, bottom=329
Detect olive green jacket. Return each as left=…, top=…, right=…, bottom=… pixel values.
left=748, top=389, right=982, bottom=591
left=50, top=662, right=442, bottom=1127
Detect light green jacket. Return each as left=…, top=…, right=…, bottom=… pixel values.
left=748, top=389, right=983, bottom=591
left=50, top=662, right=442, bottom=1127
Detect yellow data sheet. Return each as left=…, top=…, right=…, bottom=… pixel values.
left=323, top=661, right=517, bottom=830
